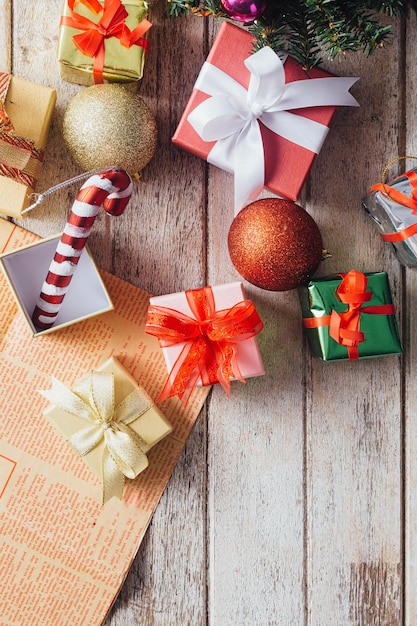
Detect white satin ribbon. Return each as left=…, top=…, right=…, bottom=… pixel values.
left=187, top=46, right=359, bottom=213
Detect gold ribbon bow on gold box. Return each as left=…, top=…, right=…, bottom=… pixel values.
left=41, top=357, right=172, bottom=504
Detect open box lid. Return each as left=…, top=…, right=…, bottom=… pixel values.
left=0, top=234, right=113, bottom=337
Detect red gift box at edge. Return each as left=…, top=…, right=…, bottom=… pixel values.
left=172, top=22, right=341, bottom=201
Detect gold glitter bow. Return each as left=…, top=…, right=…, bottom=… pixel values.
left=40, top=371, right=151, bottom=504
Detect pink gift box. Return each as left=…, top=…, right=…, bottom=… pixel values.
left=149, top=282, right=265, bottom=388
left=172, top=22, right=344, bottom=202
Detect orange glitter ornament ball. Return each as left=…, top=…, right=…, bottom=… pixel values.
left=228, top=198, right=323, bottom=291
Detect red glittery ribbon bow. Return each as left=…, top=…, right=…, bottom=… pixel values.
left=303, top=270, right=396, bottom=360
left=371, top=170, right=417, bottom=242
left=0, top=72, right=44, bottom=188
left=61, top=0, right=151, bottom=84
left=145, top=286, right=264, bottom=405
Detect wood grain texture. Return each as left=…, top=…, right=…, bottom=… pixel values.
left=0, top=0, right=10, bottom=71
left=404, top=13, right=417, bottom=626
left=305, top=17, right=404, bottom=625
left=205, top=22, right=305, bottom=626
left=3, top=2, right=416, bottom=624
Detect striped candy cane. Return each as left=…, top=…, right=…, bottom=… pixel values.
left=32, top=168, right=133, bottom=330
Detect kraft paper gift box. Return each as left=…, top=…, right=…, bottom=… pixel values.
left=58, top=0, right=151, bottom=85
left=299, top=270, right=402, bottom=361
left=41, top=357, right=173, bottom=503
left=0, top=234, right=113, bottom=337
left=172, top=22, right=359, bottom=210
left=146, top=281, right=265, bottom=403
left=0, top=72, right=56, bottom=218
left=363, top=166, right=417, bottom=266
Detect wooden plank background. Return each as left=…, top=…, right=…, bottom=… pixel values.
left=1, top=2, right=416, bottom=624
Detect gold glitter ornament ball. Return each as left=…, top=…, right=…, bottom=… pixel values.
left=63, top=84, right=158, bottom=175
left=228, top=198, right=323, bottom=291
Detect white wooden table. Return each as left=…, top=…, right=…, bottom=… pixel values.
left=1, top=3, right=416, bottom=624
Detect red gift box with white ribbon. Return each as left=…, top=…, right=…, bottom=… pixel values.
left=172, top=22, right=359, bottom=214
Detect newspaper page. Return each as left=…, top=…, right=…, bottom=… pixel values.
left=0, top=220, right=208, bottom=626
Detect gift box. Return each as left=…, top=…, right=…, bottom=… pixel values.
left=58, top=0, right=151, bottom=85
left=172, top=22, right=358, bottom=213
left=0, top=72, right=56, bottom=218
left=0, top=234, right=113, bottom=336
left=146, top=282, right=265, bottom=404
left=0, top=220, right=209, bottom=624
left=299, top=270, right=402, bottom=361
left=41, top=357, right=172, bottom=503
left=363, top=167, right=417, bottom=266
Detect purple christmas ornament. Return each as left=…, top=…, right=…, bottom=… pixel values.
left=220, top=0, right=267, bottom=23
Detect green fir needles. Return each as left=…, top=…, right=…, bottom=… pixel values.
left=167, top=0, right=417, bottom=68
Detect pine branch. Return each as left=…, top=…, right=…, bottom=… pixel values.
left=249, top=18, right=288, bottom=56
left=285, top=4, right=322, bottom=68
left=203, top=0, right=228, bottom=17
left=305, top=1, right=392, bottom=60
left=166, top=0, right=200, bottom=18
left=364, top=0, right=417, bottom=15
left=166, top=0, right=417, bottom=68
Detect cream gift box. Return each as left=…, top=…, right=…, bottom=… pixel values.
left=42, top=356, right=173, bottom=503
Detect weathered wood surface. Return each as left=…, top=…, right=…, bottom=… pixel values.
left=1, top=2, right=416, bottom=624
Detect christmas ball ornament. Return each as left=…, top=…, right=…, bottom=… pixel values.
left=228, top=198, right=323, bottom=291
left=63, top=84, right=158, bottom=176
left=220, top=0, right=267, bottom=23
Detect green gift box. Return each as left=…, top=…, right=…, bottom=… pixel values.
left=58, top=0, right=151, bottom=85
left=299, top=270, right=402, bottom=361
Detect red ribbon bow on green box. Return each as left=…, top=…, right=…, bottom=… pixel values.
left=61, top=0, right=151, bottom=84
left=146, top=286, right=264, bottom=405
left=302, top=270, right=396, bottom=360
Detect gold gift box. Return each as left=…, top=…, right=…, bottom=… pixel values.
left=0, top=75, right=56, bottom=218
left=58, top=0, right=150, bottom=85
left=43, top=357, right=173, bottom=494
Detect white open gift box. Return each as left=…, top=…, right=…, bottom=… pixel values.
left=0, top=234, right=113, bottom=336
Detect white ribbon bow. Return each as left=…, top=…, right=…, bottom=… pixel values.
left=187, top=46, right=359, bottom=214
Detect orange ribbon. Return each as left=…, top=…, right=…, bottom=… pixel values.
left=61, top=0, right=151, bottom=84
left=145, top=286, right=264, bottom=405
left=70, top=0, right=103, bottom=13
left=371, top=170, right=417, bottom=242
left=303, top=270, right=396, bottom=360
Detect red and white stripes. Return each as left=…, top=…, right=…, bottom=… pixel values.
left=32, top=168, right=133, bottom=330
